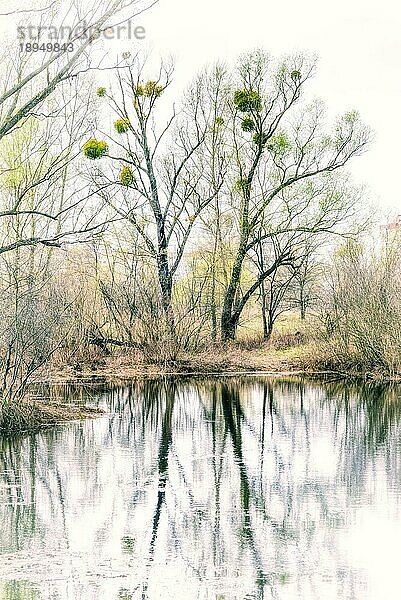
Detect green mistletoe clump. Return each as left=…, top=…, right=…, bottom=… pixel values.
left=96, top=87, right=106, bottom=97
left=133, top=81, right=164, bottom=99
left=134, top=84, right=144, bottom=97
left=233, top=90, right=262, bottom=113
left=290, top=70, right=301, bottom=82
left=83, top=139, right=108, bottom=159
left=114, top=118, right=131, bottom=134
left=267, top=131, right=291, bottom=154
left=241, top=116, right=255, bottom=132
left=253, top=131, right=269, bottom=147
left=120, top=166, right=136, bottom=186
left=144, top=81, right=164, bottom=97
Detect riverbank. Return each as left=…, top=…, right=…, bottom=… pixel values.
left=38, top=343, right=307, bottom=382
left=40, top=341, right=401, bottom=383
left=0, top=399, right=103, bottom=435
left=2, top=338, right=400, bottom=435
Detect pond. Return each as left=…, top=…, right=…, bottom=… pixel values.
left=1, top=376, right=401, bottom=599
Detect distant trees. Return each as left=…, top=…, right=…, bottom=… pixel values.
left=290, top=249, right=322, bottom=320
left=252, top=238, right=323, bottom=339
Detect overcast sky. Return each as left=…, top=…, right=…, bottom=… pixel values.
left=134, top=0, right=401, bottom=216
left=2, top=0, right=400, bottom=216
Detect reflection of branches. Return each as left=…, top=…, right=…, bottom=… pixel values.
left=221, top=383, right=275, bottom=599
left=140, top=384, right=175, bottom=600
left=1, top=376, right=401, bottom=599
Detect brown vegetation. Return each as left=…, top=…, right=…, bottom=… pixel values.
left=0, top=398, right=103, bottom=435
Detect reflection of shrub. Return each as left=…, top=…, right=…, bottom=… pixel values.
left=96, top=87, right=106, bottom=97
left=120, top=166, right=135, bottom=186
left=241, top=117, right=255, bottom=132
left=83, top=139, right=108, bottom=159
left=114, top=118, right=131, bottom=134
left=234, top=89, right=262, bottom=112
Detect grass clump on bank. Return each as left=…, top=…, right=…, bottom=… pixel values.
left=0, top=399, right=103, bottom=435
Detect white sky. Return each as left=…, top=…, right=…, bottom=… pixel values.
left=136, top=0, right=401, bottom=216
left=1, top=0, right=400, bottom=216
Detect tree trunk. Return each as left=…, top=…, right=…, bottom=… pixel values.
left=220, top=146, right=264, bottom=342
left=157, top=251, right=172, bottom=314
left=299, top=286, right=306, bottom=319
left=210, top=294, right=217, bottom=341
left=260, top=280, right=269, bottom=339
left=220, top=313, right=238, bottom=341
left=141, top=122, right=174, bottom=322
left=210, top=222, right=218, bottom=342
left=220, top=240, right=248, bottom=341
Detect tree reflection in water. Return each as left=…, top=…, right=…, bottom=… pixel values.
left=1, top=376, right=401, bottom=599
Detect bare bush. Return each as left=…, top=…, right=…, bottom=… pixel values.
left=317, top=237, right=401, bottom=375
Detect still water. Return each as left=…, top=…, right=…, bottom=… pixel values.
left=1, top=376, right=401, bottom=600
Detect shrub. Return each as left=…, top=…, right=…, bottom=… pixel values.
left=317, top=240, right=401, bottom=376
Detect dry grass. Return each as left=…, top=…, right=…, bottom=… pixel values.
left=37, top=310, right=401, bottom=384
left=0, top=399, right=103, bottom=435
left=37, top=312, right=316, bottom=380
left=40, top=341, right=309, bottom=381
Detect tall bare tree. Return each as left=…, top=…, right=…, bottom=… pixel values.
left=84, top=58, right=227, bottom=318
left=217, top=51, right=370, bottom=340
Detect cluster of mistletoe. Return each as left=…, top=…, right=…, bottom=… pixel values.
left=82, top=79, right=165, bottom=186
left=233, top=89, right=266, bottom=148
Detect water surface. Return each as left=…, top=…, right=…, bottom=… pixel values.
left=1, top=376, right=401, bottom=599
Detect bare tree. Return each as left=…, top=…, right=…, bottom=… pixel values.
left=0, top=0, right=156, bottom=254
left=217, top=50, right=370, bottom=340
left=84, top=58, right=227, bottom=321
left=0, top=0, right=152, bottom=140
